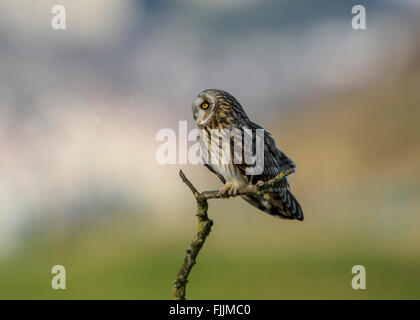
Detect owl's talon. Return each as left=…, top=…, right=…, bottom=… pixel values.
left=256, top=180, right=265, bottom=187
left=218, top=182, right=230, bottom=198
left=219, top=181, right=240, bottom=197
left=217, top=191, right=230, bottom=198
left=230, top=183, right=239, bottom=196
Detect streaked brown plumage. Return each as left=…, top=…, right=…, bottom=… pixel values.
left=192, top=89, right=303, bottom=221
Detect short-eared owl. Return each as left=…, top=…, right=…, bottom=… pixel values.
left=192, top=89, right=303, bottom=221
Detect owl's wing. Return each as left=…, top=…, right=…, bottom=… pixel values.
left=235, top=121, right=295, bottom=181
left=263, top=129, right=296, bottom=177
left=238, top=122, right=304, bottom=220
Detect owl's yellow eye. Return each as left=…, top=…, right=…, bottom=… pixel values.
left=201, top=102, right=209, bottom=109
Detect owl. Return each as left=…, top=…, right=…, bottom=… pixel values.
left=192, top=89, right=303, bottom=221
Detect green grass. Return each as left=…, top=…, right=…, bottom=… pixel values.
left=1, top=225, right=419, bottom=300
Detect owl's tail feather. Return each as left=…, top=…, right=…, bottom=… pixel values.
left=241, top=189, right=304, bottom=221
left=272, top=189, right=304, bottom=221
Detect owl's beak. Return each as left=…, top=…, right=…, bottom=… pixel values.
left=198, top=109, right=214, bottom=127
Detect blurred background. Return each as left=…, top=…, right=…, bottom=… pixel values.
left=0, top=0, right=419, bottom=299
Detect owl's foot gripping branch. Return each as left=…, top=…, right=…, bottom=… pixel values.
left=173, top=168, right=294, bottom=300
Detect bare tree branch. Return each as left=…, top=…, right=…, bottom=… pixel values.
left=173, top=168, right=293, bottom=300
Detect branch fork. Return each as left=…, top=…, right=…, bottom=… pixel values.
left=173, top=168, right=293, bottom=300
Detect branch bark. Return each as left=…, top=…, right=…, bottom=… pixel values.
left=173, top=168, right=293, bottom=300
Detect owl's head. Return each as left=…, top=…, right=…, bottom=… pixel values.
left=192, top=89, right=248, bottom=128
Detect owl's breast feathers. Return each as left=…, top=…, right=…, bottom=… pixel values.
left=200, top=123, right=303, bottom=221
